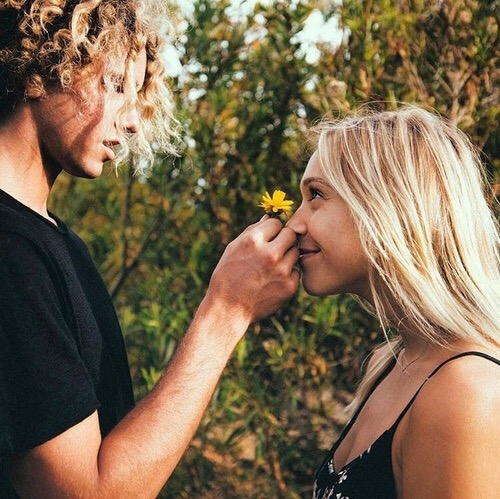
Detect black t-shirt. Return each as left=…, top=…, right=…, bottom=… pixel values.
left=0, top=189, right=135, bottom=496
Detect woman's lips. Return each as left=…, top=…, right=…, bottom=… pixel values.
left=299, top=248, right=319, bottom=261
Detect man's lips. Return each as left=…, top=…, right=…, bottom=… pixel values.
left=103, top=141, right=120, bottom=161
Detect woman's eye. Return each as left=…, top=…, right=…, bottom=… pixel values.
left=309, top=187, right=322, bottom=200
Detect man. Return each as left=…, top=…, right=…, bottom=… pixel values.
left=0, top=1, right=299, bottom=496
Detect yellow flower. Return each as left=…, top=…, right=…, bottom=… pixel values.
left=258, top=190, right=294, bottom=217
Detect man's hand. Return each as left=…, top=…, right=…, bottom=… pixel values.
left=207, top=216, right=300, bottom=324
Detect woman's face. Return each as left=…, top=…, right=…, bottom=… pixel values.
left=29, top=49, right=147, bottom=179
left=287, top=151, right=370, bottom=298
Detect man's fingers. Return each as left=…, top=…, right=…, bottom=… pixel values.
left=272, top=225, right=299, bottom=255
left=243, top=216, right=283, bottom=240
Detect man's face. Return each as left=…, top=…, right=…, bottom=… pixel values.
left=30, top=49, right=147, bottom=179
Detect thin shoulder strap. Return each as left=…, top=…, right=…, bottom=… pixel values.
left=393, top=351, right=500, bottom=427
left=428, top=351, right=500, bottom=377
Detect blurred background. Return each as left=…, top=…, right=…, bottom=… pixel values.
left=50, top=0, right=499, bottom=496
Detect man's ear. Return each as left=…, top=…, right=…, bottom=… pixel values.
left=24, top=76, right=44, bottom=99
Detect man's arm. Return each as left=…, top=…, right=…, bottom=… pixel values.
left=9, top=218, right=299, bottom=498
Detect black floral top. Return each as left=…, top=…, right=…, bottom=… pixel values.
left=313, top=351, right=500, bottom=499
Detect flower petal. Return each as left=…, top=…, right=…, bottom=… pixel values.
left=258, top=189, right=294, bottom=217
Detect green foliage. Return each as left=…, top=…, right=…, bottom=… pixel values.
left=313, top=0, right=499, bottom=174
left=50, top=0, right=499, bottom=496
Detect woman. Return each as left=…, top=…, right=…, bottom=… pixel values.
left=287, top=106, right=500, bottom=498
left=0, top=1, right=299, bottom=496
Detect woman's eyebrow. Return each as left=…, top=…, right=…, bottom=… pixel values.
left=301, top=177, right=330, bottom=189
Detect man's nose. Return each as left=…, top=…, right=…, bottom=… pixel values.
left=123, top=106, right=140, bottom=134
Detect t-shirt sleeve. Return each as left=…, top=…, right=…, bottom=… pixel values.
left=0, top=232, right=99, bottom=464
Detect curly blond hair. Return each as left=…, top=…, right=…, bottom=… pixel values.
left=0, top=0, right=180, bottom=172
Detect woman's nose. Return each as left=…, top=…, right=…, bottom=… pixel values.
left=286, top=205, right=306, bottom=236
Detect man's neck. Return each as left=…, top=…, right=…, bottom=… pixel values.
left=0, top=104, right=55, bottom=221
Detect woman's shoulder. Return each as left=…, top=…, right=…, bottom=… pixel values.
left=396, top=350, right=500, bottom=495
left=417, top=350, right=500, bottom=413
left=406, top=350, right=500, bottom=442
